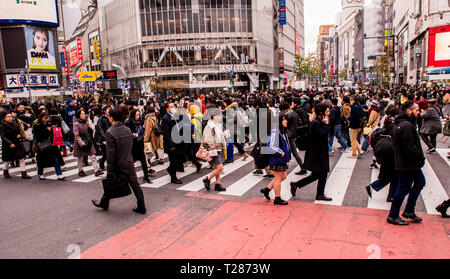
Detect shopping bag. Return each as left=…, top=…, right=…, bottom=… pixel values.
left=102, top=174, right=132, bottom=199
left=52, top=127, right=65, bottom=146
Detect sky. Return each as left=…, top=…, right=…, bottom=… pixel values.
left=304, top=0, right=341, bottom=55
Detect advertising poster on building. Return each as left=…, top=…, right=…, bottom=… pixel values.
left=25, top=27, right=56, bottom=70
left=280, top=0, right=286, bottom=25
left=429, top=25, right=450, bottom=68
left=0, top=0, right=59, bottom=26
left=93, top=40, right=100, bottom=62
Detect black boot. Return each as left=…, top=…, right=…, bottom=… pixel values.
left=260, top=187, right=271, bottom=201
left=3, top=170, right=11, bottom=179
left=194, top=162, right=202, bottom=173
left=436, top=200, right=450, bottom=218
left=274, top=197, right=288, bottom=205
left=203, top=177, right=211, bottom=190
left=215, top=184, right=226, bottom=191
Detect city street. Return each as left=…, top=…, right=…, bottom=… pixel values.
left=1, top=140, right=448, bottom=259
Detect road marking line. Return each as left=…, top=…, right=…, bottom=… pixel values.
left=420, top=160, right=449, bottom=215
left=314, top=153, right=358, bottom=206
left=436, top=148, right=450, bottom=168
left=177, top=157, right=254, bottom=192
left=367, top=168, right=391, bottom=210
left=219, top=169, right=264, bottom=196
left=269, top=166, right=300, bottom=201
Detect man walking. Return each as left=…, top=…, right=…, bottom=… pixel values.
left=387, top=101, right=425, bottom=225
left=92, top=108, right=146, bottom=214
left=162, top=102, right=184, bottom=184
left=347, top=96, right=364, bottom=158
left=328, top=98, right=349, bottom=152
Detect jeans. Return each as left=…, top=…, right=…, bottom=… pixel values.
left=370, top=162, right=398, bottom=200
left=362, top=135, right=370, bottom=151
left=38, top=156, right=62, bottom=176
left=292, top=172, right=328, bottom=196
left=328, top=124, right=348, bottom=149
left=388, top=169, right=426, bottom=218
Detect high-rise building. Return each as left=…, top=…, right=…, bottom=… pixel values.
left=96, top=0, right=304, bottom=96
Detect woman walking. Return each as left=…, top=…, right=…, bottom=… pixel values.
left=32, top=112, right=65, bottom=181
left=73, top=109, right=102, bottom=177
left=144, top=106, right=164, bottom=166
left=0, top=111, right=32, bottom=179
left=420, top=99, right=442, bottom=154
left=260, top=114, right=291, bottom=205
left=290, top=103, right=333, bottom=201
left=126, top=109, right=151, bottom=184
left=202, top=106, right=227, bottom=192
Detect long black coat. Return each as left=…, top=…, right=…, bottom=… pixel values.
left=33, top=122, right=65, bottom=168
left=124, top=119, right=145, bottom=161
left=106, top=122, right=138, bottom=184
left=392, top=113, right=425, bottom=171
left=303, top=117, right=330, bottom=173
left=0, top=121, right=27, bottom=162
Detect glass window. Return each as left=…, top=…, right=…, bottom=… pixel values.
left=217, top=9, right=223, bottom=32
left=230, top=9, right=235, bottom=32
left=187, top=10, right=193, bottom=33
left=199, top=9, right=205, bottom=33
left=146, top=12, right=152, bottom=36
left=175, top=11, right=181, bottom=34
left=181, top=11, right=188, bottom=33
left=205, top=9, right=211, bottom=32
left=193, top=11, right=199, bottom=33
left=240, top=9, right=246, bottom=32
left=169, top=11, right=175, bottom=34
left=247, top=7, right=252, bottom=32
left=211, top=8, right=217, bottom=32
left=141, top=13, right=146, bottom=35
left=162, top=11, right=169, bottom=34
left=223, top=9, right=229, bottom=32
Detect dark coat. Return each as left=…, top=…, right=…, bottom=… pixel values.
left=348, top=103, right=363, bottom=129
left=420, top=106, right=442, bottom=135
left=32, top=122, right=65, bottom=168
left=284, top=110, right=299, bottom=139
left=73, top=118, right=96, bottom=157
left=0, top=121, right=27, bottom=162
left=125, top=119, right=145, bottom=161
left=161, top=112, right=186, bottom=158
left=329, top=106, right=343, bottom=127
left=267, top=129, right=291, bottom=166
left=94, top=115, right=111, bottom=143
left=106, top=122, right=138, bottom=184
left=392, top=113, right=425, bottom=172
left=303, top=117, right=330, bottom=173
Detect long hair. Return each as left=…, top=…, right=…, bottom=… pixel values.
left=32, top=28, right=50, bottom=52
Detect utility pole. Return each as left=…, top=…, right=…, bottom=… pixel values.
left=25, top=59, right=31, bottom=104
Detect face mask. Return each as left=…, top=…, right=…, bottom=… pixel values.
left=170, top=108, right=176, bottom=115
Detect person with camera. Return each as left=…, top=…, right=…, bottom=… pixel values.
left=73, top=109, right=103, bottom=177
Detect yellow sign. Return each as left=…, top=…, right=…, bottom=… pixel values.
left=79, top=71, right=102, bottom=82
left=93, top=40, right=100, bottom=62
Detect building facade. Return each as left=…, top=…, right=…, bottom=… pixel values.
left=97, top=0, right=304, bottom=96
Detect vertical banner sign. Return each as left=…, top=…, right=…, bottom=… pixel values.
left=77, top=38, right=83, bottom=63
left=280, top=0, right=286, bottom=25
left=62, top=46, right=69, bottom=76
left=93, top=40, right=100, bottom=62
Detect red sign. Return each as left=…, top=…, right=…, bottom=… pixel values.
left=62, top=46, right=69, bottom=76
left=428, top=25, right=450, bottom=68
left=77, top=38, right=83, bottom=63
left=69, top=49, right=78, bottom=67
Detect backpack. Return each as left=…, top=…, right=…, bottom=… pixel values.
left=370, top=127, right=387, bottom=149
left=153, top=118, right=163, bottom=136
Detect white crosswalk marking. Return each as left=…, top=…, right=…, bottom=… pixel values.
left=367, top=168, right=391, bottom=210
left=269, top=166, right=300, bottom=201
left=177, top=157, right=254, bottom=192
left=17, top=159, right=79, bottom=177
left=219, top=170, right=264, bottom=196
left=142, top=162, right=207, bottom=189
left=436, top=148, right=450, bottom=167
left=8, top=155, right=76, bottom=174
left=314, top=153, right=358, bottom=206
left=420, top=160, right=449, bottom=215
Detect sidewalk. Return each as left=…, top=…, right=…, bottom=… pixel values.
left=82, top=197, right=450, bottom=259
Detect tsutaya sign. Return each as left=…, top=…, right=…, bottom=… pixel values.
left=220, top=65, right=256, bottom=73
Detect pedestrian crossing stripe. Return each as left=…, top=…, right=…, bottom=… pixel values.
left=436, top=148, right=450, bottom=168
left=1, top=145, right=449, bottom=216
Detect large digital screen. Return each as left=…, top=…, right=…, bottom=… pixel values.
left=429, top=25, right=450, bottom=67
left=0, top=0, right=59, bottom=26
left=25, top=27, right=57, bottom=69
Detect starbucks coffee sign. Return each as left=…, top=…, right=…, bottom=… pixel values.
left=168, top=45, right=228, bottom=52
left=220, top=65, right=256, bottom=73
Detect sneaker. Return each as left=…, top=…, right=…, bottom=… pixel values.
left=39, top=175, right=46, bottom=180
left=426, top=148, right=436, bottom=154
left=253, top=170, right=263, bottom=175
left=57, top=175, right=65, bottom=181
left=370, top=162, right=379, bottom=169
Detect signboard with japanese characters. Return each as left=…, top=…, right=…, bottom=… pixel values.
left=77, top=38, right=83, bottom=62
left=6, top=73, right=59, bottom=88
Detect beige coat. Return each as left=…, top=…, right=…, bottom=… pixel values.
left=202, top=121, right=226, bottom=152
left=367, top=110, right=380, bottom=127
left=144, top=114, right=163, bottom=151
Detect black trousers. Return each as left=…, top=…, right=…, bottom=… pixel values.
left=167, top=151, right=183, bottom=179
left=100, top=178, right=146, bottom=210
left=292, top=172, right=328, bottom=196
left=420, top=133, right=437, bottom=150
left=370, top=162, right=399, bottom=200
left=134, top=148, right=149, bottom=179
left=98, top=144, right=107, bottom=168
left=289, top=138, right=304, bottom=170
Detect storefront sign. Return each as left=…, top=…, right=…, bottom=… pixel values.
left=429, top=25, right=450, bottom=68
left=167, top=45, right=227, bottom=52
left=93, top=40, right=100, bottom=62
left=219, top=65, right=256, bottom=73
left=6, top=73, right=59, bottom=88
left=77, top=37, right=83, bottom=62
left=79, top=71, right=103, bottom=82
left=280, top=0, right=286, bottom=25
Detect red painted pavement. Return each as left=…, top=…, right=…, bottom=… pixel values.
left=81, top=198, right=450, bottom=259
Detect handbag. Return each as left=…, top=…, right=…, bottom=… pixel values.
left=196, top=145, right=212, bottom=162
left=52, top=127, right=65, bottom=146
left=102, top=174, right=132, bottom=199
left=61, top=119, right=70, bottom=134
left=144, top=142, right=154, bottom=155
left=38, top=138, right=52, bottom=151
left=25, top=128, right=33, bottom=141
left=444, top=119, right=450, bottom=137
left=363, top=125, right=373, bottom=136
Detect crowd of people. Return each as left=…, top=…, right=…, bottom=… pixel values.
left=0, top=84, right=449, bottom=222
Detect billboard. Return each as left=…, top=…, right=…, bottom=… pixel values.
left=25, top=27, right=57, bottom=70
left=429, top=25, right=450, bottom=67
left=280, top=0, right=286, bottom=25
left=79, top=71, right=103, bottom=82
left=5, top=73, right=59, bottom=88
left=319, top=25, right=333, bottom=36
left=1, top=28, right=27, bottom=69
left=0, top=0, right=59, bottom=26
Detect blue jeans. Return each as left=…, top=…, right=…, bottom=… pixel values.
left=38, top=156, right=62, bottom=176
left=328, top=124, right=348, bottom=149
left=388, top=169, right=426, bottom=218
left=362, top=135, right=370, bottom=151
